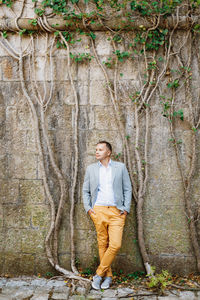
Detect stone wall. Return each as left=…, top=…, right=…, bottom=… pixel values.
left=0, top=1, right=200, bottom=277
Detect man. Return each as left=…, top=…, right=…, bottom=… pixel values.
left=82, top=141, right=132, bottom=290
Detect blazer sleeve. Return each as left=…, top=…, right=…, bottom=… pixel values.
left=122, top=164, right=132, bottom=213
left=82, top=166, right=92, bottom=213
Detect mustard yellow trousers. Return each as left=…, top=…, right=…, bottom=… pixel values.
left=90, top=205, right=126, bottom=278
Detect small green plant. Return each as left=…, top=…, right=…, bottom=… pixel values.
left=34, top=8, right=45, bottom=16
left=70, top=52, right=94, bottom=62
left=81, top=267, right=93, bottom=275
left=103, top=57, right=113, bottom=68
left=45, top=271, right=54, bottom=278
left=127, top=270, right=145, bottom=280
left=1, top=0, right=13, bottom=7
left=115, top=152, right=121, bottom=159
left=167, top=79, right=179, bottom=89
left=19, top=29, right=27, bottom=36
left=114, top=50, right=130, bottom=62
left=2, top=31, right=8, bottom=39
left=147, top=269, right=172, bottom=292
left=173, top=109, right=184, bottom=121
left=28, top=19, right=38, bottom=26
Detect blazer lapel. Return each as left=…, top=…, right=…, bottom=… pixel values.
left=111, top=161, right=117, bottom=184
left=94, top=162, right=100, bottom=187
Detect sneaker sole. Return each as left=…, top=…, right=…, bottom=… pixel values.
left=92, top=282, right=100, bottom=290
left=100, top=284, right=111, bottom=289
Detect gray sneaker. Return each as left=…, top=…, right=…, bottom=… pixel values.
left=101, top=277, right=112, bottom=289
left=92, top=274, right=102, bottom=290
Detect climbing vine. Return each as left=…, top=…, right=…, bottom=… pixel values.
left=0, top=0, right=200, bottom=279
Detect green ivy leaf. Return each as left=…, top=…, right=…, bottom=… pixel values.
left=89, top=32, right=96, bottom=40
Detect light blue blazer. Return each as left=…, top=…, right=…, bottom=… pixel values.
left=82, top=160, right=132, bottom=213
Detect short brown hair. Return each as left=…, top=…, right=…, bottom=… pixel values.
left=97, top=141, right=112, bottom=152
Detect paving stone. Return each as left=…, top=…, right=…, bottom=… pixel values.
left=117, top=287, right=134, bottom=297
left=30, top=295, right=49, bottom=300
left=31, top=279, right=48, bottom=287
left=69, top=296, right=86, bottom=300
left=46, top=280, right=66, bottom=288
left=2, top=287, right=19, bottom=295
left=87, top=289, right=102, bottom=299
left=136, top=297, right=157, bottom=300
left=51, top=292, right=69, bottom=300
left=0, top=295, right=13, bottom=300
left=76, top=287, right=86, bottom=295
left=85, top=296, right=99, bottom=300
left=179, top=291, right=196, bottom=299
left=0, top=279, right=7, bottom=288
left=158, top=296, right=182, bottom=300
left=53, top=286, right=70, bottom=294
left=34, top=286, right=52, bottom=293
left=11, top=289, right=34, bottom=299
left=101, top=298, right=118, bottom=300
left=6, top=281, right=30, bottom=288
left=102, top=289, right=117, bottom=297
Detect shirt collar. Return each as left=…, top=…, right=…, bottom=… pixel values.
left=98, top=159, right=112, bottom=167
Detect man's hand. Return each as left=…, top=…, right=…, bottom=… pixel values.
left=88, top=208, right=96, bottom=216
left=120, top=210, right=128, bottom=216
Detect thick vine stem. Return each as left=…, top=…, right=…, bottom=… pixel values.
left=19, top=50, right=88, bottom=281
left=134, top=104, right=151, bottom=274
left=28, top=35, right=64, bottom=264
left=168, top=40, right=200, bottom=271
left=59, top=32, right=79, bottom=275
left=19, top=55, right=57, bottom=271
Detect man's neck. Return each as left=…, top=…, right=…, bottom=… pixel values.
left=99, top=157, right=111, bottom=167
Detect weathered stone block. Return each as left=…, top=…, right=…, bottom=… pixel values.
left=117, top=287, right=134, bottom=298
left=30, top=204, right=50, bottom=228
left=0, top=204, right=3, bottom=231
left=0, top=155, right=8, bottom=179
left=8, top=153, right=37, bottom=179
left=34, top=255, right=57, bottom=276
left=89, top=80, right=110, bottom=106
left=51, top=292, right=69, bottom=300
left=4, top=229, right=22, bottom=252
left=19, top=180, right=45, bottom=204
left=21, top=229, right=46, bottom=253
left=55, top=57, right=76, bottom=82
left=145, top=228, right=192, bottom=256
left=0, top=179, right=20, bottom=204
left=77, top=63, right=89, bottom=82
left=94, top=33, right=112, bottom=56
left=31, top=294, right=49, bottom=300
left=2, top=252, right=21, bottom=275
left=1, top=57, right=18, bottom=81
left=118, top=60, right=140, bottom=81
left=3, top=204, right=31, bottom=229
left=0, top=82, right=24, bottom=106
left=94, top=106, right=118, bottom=130
left=89, top=59, right=107, bottom=81
left=143, top=204, right=190, bottom=235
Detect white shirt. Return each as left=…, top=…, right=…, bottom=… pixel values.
left=95, top=160, right=116, bottom=206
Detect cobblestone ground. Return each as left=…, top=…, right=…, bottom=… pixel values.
left=0, top=277, right=199, bottom=300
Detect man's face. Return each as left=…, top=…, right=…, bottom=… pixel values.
left=95, top=143, right=111, bottom=161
